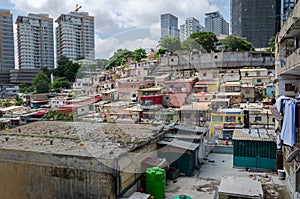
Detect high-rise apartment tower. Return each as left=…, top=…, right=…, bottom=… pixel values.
left=161, top=13, right=180, bottom=39
left=16, top=13, right=54, bottom=69
left=0, top=9, right=15, bottom=71
left=56, top=11, right=95, bottom=61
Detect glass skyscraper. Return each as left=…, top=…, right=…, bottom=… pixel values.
left=160, top=13, right=180, bottom=39
left=231, top=0, right=281, bottom=48
left=0, top=9, right=15, bottom=71
left=56, top=11, right=95, bottom=61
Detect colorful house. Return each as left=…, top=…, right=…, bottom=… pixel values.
left=209, top=108, right=244, bottom=139
left=233, top=128, right=277, bottom=170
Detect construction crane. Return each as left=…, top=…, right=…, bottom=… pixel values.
left=75, top=4, right=82, bottom=12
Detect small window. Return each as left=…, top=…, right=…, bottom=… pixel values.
left=214, top=55, right=218, bottom=59
left=272, top=118, right=275, bottom=122
left=285, top=83, right=295, bottom=92
left=131, top=84, right=136, bottom=88
left=170, top=58, right=174, bottom=61
left=212, top=116, right=223, bottom=122
left=245, top=89, right=250, bottom=94
left=257, top=71, right=260, bottom=76
left=203, top=73, right=207, bottom=77
left=257, top=79, right=262, bottom=83
left=225, top=116, right=236, bottom=122
left=255, top=116, right=262, bottom=121
left=245, top=72, right=248, bottom=77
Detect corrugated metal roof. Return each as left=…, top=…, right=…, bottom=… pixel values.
left=164, top=133, right=203, bottom=140
left=171, top=124, right=208, bottom=133
left=233, top=128, right=276, bottom=142
left=158, top=139, right=199, bottom=151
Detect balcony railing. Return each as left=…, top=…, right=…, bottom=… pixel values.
left=278, top=48, right=300, bottom=74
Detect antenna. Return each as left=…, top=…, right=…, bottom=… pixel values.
left=75, top=4, right=82, bottom=12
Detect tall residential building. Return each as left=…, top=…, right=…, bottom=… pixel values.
left=204, top=11, right=229, bottom=36
left=160, top=13, right=180, bottom=39
left=16, top=13, right=54, bottom=69
left=0, top=9, right=15, bottom=71
left=56, top=11, right=95, bottom=61
left=281, top=0, right=298, bottom=26
left=180, top=17, right=204, bottom=41
left=231, top=0, right=281, bottom=48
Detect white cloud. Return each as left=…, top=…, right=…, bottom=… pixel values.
left=8, top=0, right=229, bottom=59
left=9, top=0, right=227, bottom=32
left=95, top=28, right=160, bottom=58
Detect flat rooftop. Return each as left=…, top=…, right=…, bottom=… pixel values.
left=219, top=176, right=263, bottom=198
left=0, top=121, right=163, bottom=158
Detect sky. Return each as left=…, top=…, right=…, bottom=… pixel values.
left=1, top=0, right=230, bottom=59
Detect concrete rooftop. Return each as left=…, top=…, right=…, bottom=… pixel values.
left=0, top=121, right=163, bottom=158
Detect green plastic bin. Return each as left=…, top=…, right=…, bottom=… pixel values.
left=146, top=167, right=166, bottom=199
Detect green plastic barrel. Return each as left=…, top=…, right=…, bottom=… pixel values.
left=146, top=167, right=166, bottom=199
left=174, top=195, right=192, bottom=199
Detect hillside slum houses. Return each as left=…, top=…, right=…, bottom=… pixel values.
left=0, top=50, right=282, bottom=198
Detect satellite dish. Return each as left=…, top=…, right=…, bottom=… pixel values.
left=287, top=149, right=300, bottom=162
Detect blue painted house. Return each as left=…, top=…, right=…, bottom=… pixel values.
left=265, top=84, right=275, bottom=98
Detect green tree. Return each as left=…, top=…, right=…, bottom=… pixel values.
left=19, top=82, right=34, bottom=93
left=154, top=47, right=168, bottom=59
left=43, top=110, right=58, bottom=120
left=268, top=36, right=276, bottom=52
left=160, top=36, right=181, bottom=52
left=42, top=67, right=53, bottom=79
left=106, top=49, right=133, bottom=69
left=14, top=94, right=23, bottom=106
left=52, top=77, right=71, bottom=89
left=3, top=100, right=11, bottom=108
left=220, top=35, right=255, bottom=52
left=33, top=72, right=50, bottom=93
left=53, top=56, right=81, bottom=82
left=133, top=48, right=147, bottom=62
left=182, top=37, right=203, bottom=52
left=188, top=32, right=218, bottom=52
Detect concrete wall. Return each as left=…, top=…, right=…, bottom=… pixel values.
left=159, top=51, right=274, bottom=71
left=0, top=149, right=116, bottom=199
left=211, top=145, right=233, bottom=154
left=278, top=74, right=300, bottom=97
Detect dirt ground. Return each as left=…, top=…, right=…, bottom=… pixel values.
left=165, top=153, right=290, bottom=199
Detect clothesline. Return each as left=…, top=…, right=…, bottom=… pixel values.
left=275, top=96, right=300, bottom=147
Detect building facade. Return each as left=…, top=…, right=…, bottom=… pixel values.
left=281, top=0, right=298, bottom=26
left=180, top=17, right=204, bottom=41
left=160, top=13, right=179, bottom=39
left=231, top=0, right=281, bottom=48
left=16, top=13, right=54, bottom=69
left=276, top=1, right=300, bottom=198
left=0, top=9, right=15, bottom=71
left=56, top=11, right=95, bottom=61
left=204, top=11, right=229, bottom=36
